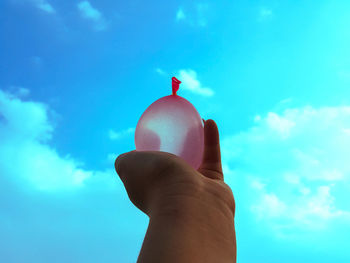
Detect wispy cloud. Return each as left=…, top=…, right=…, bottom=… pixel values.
left=77, top=1, right=107, bottom=31
left=258, top=7, right=273, bottom=22
left=178, top=69, right=214, bottom=96
left=31, top=56, right=43, bottom=66
left=37, top=1, right=54, bottom=13
left=17, top=87, right=30, bottom=97
left=222, top=105, right=350, bottom=236
left=29, top=0, right=55, bottom=13
left=107, top=153, right=118, bottom=162
left=155, top=67, right=166, bottom=76
left=251, top=179, right=347, bottom=224
left=155, top=68, right=214, bottom=97
left=196, top=3, right=209, bottom=27
left=7, top=86, right=31, bottom=98
left=109, top=127, right=135, bottom=140
left=176, top=8, right=186, bottom=21
left=175, top=3, right=209, bottom=27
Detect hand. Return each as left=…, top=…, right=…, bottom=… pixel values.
left=115, top=119, right=236, bottom=263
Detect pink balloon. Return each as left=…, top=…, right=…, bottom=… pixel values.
left=135, top=77, right=204, bottom=170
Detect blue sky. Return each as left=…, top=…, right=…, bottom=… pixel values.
left=1, top=0, right=350, bottom=262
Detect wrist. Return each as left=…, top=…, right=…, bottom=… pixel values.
left=142, top=197, right=236, bottom=263
left=150, top=178, right=235, bottom=225
left=151, top=192, right=236, bottom=241
left=149, top=187, right=236, bottom=257
left=140, top=176, right=236, bottom=262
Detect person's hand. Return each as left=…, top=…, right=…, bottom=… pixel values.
left=115, top=119, right=236, bottom=263
left=115, top=119, right=235, bottom=218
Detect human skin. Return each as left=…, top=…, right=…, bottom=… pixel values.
left=115, top=119, right=236, bottom=263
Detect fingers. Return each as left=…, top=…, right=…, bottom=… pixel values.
left=115, top=151, right=166, bottom=213
left=115, top=150, right=174, bottom=183
left=115, top=150, right=140, bottom=180
left=198, top=119, right=223, bottom=180
left=114, top=150, right=186, bottom=214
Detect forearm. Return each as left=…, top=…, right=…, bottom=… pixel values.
left=137, top=200, right=236, bottom=263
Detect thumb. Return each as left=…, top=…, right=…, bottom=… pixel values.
left=115, top=150, right=187, bottom=215
left=198, top=119, right=223, bottom=180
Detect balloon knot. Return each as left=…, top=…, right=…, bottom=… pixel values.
left=172, top=77, right=181, bottom=96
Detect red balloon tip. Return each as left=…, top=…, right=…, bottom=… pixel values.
left=172, top=77, right=181, bottom=95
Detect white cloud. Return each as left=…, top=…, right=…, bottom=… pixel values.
left=0, top=90, right=114, bottom=191
left=250, top=178, right=266, bottom=190
left=265, top=112, right=295, bottom=139
left=258, top=7, right=273, bottom=21
left=155, top=67, right=166, bottom=75
left=176, top=8, right=186, bottom=21
left=17, top=87, right=30, bottom=97
left=252, top=192, right=287, bottom=218
left=178, top=69, right=214, bottom=97
left=222, top=105, right=350, bottom=235
left=196, top=3, right=209, bottom=27
left=77, top=1, right=107, bottom=31
left=109, top=127, right=135, bottom=140
left=28, top=0, right=55, bottom=13
left=107, top=153, right=118, bottom=162
left=260, top=7, right=272, bottom=17
left=23, top=0, right=55, bottom=13
left=250, top=179, right=349, bottom=234
left=254, top=115, right=262, bottom=122
left=31, top=56, right=43, bottom=66
left=8, top=86, right=31, bottom=97
left=37, top=0, right=54, bottom=13
left=175, top=3, right=209, bottom=27
left=78, top=1, right=101, bottom=20
left=0, top=90, right=148, bottom=262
